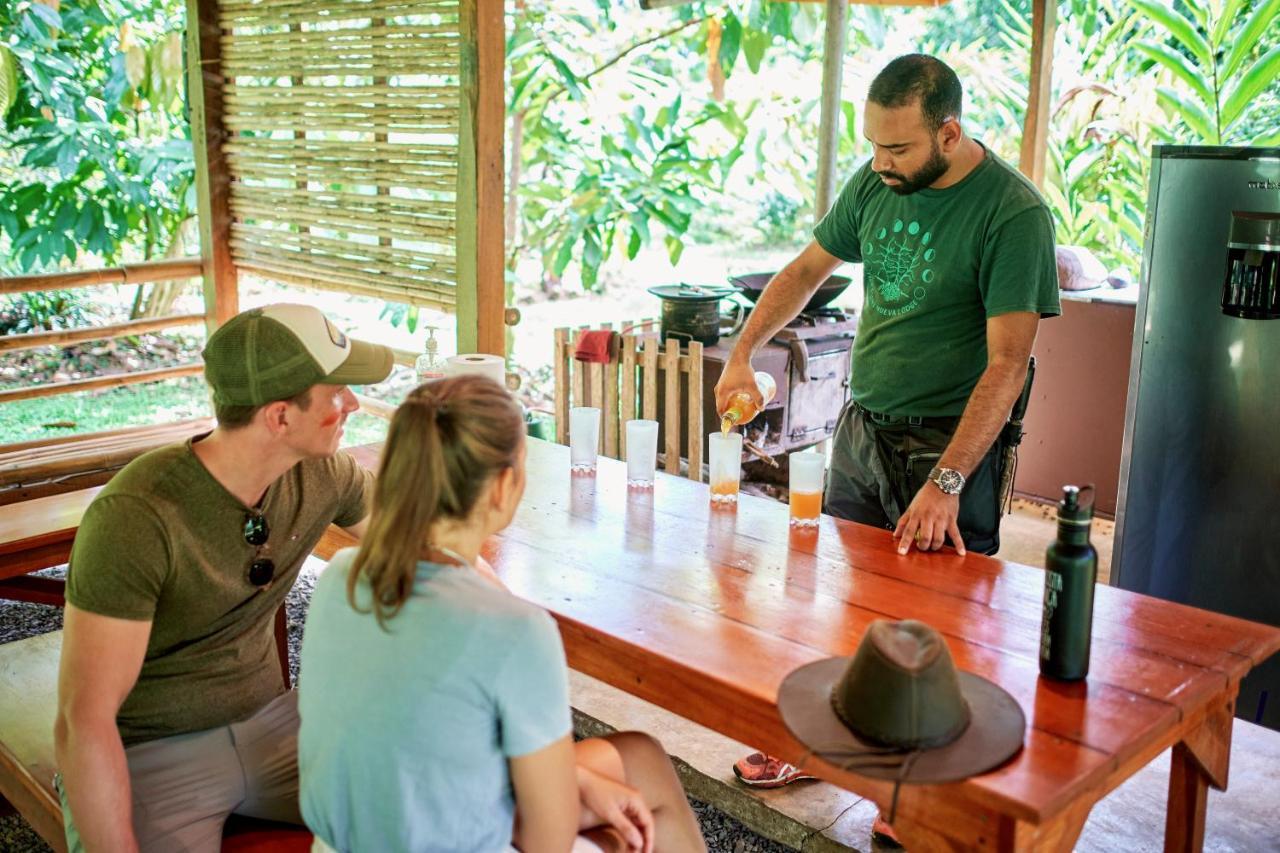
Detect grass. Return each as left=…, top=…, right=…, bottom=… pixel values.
left=1, top=377, right=212, bottom=445
left=0, top=377, right=392, bottom=447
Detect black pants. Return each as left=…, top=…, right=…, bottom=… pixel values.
left=824, top=402, right=1004, bottom=556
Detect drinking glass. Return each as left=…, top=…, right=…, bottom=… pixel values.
left=789, top=452, right=825, bottom=527
left=708, top=433, right=743, bottom=504
left=569, top=407, right=601, bottom=473
left=625, top=420, right=659, bottom=488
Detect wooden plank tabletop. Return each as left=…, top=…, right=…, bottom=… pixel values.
left=0, top=487, right=101, bottom=580
left=1, top=439, right=1274, bottom=849
left=347, top=440, right=1280, bottom=837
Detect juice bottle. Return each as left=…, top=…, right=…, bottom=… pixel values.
left=721, top=372, right=777, bottom=435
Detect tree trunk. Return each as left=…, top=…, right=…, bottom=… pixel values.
left=136, top=216, right=197, bottom=319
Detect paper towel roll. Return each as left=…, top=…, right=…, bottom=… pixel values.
left=445, top=353, right=507, bottom=387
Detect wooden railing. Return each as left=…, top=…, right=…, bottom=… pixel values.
left=0, top=259, right=208, bottom=408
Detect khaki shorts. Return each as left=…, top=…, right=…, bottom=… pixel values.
left=59, top=690, right=302, bottom=853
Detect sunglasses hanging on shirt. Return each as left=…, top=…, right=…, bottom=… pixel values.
left=243, top=512, right=275, bottom=587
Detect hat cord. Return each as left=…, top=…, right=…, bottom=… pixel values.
left=797, top=744, right=922, bottom=827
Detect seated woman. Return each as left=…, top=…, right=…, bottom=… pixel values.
left=298, top=376, right=706, bottom=853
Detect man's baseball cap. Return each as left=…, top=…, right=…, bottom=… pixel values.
left=203, top=304, right=394, bottom=407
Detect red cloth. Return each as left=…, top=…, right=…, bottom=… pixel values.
left=574, top=330, right=618, bottom=363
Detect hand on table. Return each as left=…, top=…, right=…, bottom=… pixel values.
left=893, top=483, right=966, bottom=556
left=577, top=765, right=654, bottom=853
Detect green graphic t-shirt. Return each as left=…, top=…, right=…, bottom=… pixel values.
left=814, top=145, right=1060, bottom=416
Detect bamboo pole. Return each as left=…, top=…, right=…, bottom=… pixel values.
left=0, top=418, right=213, bottom=455
left=0, top=313, right=208, bottom=354
left=0, top=364, right=204, bottom=404
left=220, top=0, right=458, bottom=20
left=815, top=0, right=849, bottom=220
left=0, top=422, right=214, bottom=484
left=0, top=259, right=203, bottom=296
left=1019, top=0, right=1057, bottom=188
left=354, top=393, right=397, bottom=420
left=232, top=263, right=455, bottom=312
left=455, top=0, right=505, bottom=356
left=186, top=0, right=237, bottom=329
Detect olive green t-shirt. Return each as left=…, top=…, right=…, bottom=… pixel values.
left=814, top=145, right=1060, bottom=416
left=66, top=438, right=372, bottom=746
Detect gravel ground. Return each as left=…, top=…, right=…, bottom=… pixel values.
left=0, top=567, right=795, bottom=853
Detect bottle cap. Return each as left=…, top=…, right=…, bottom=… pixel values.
left=1058, top=484, right=1096, bottom=525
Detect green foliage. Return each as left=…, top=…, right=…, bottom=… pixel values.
left=506, top=1, right=804, bottom=291
left=379, top=301, right=421, bottom=335
left=755, top=190, right=804, bottom=246
left=1130, top=0, right=1280, bottom=144
left=0, top=0, right=193, bottom=274
left=0, top=288, right=93, bottom=334
left=0, top=376, right=209, bottom=444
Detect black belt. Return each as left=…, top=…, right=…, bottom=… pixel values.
left=851, top=401, right=960, bottom=429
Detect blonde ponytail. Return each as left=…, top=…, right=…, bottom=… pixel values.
left=348, top=376, right=523, bottom=626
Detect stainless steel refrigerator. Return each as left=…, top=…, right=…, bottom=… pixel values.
left=1115, top=146, right=1280, bottom=730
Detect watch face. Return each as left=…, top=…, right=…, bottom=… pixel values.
left=938, top=469, right=964, bottom=494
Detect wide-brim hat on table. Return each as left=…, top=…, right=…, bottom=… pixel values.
left=777, top=619, right=1025, bottom=785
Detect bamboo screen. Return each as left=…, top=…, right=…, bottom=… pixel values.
left=218, top=0, right=462, bottom=311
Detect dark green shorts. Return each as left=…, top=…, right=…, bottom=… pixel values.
left=824, top=402, right=1004, bottom=555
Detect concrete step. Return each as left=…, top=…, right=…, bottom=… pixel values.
left=569, top=670, right=1280, bottom=852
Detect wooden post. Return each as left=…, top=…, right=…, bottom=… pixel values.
left=642, top=339, right=658, bottom=421
left=663, top=339, right=681, bottom=475
left=1018, top=0, right=1057, bottom=188
left=553, top=327, right=570, bottom=445
left=686, top=342, right=704, bottom=483
left=185, top=0, right=237, bottom=330
left=620, top=336, right=638, bottom=458
left=814, top=0, right=849, bottom=220
left=603, top=324, right=619, bottom=459
left=456, top=0, right=505, bottom=356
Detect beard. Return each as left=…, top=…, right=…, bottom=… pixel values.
left=878, top=142, right=950, bottom=195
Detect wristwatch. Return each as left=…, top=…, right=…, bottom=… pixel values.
left=928, top=465, right=965, bottom=496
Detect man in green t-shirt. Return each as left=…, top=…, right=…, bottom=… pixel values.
left=715, top=54, right=1059, bottom=837
left=54, top=304, right=393, bottom=852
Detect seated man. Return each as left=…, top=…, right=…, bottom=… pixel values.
left=54, top=304, right=393, bottom=852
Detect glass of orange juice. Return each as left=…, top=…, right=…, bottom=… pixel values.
left=708, top=433, right=743, bottom=505
left=789, top=452, right=825, bottom=526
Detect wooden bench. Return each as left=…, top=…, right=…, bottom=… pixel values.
left=0, top=633, right=314, bottom=853
left=0, top=487, right=350, bottom=851
left=0, top=419, right=215, bottom=506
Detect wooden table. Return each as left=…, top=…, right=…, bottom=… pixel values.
left=0, top=486, right=100, bottom=604
left=350, top=439, right=1280, bottom=852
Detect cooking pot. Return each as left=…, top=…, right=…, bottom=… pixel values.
left=647, top=284, right=746, bottom=346
left=729, top=272, right=853, bottom=313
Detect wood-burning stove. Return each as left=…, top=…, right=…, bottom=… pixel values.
left=661, top=307, right=857, bottom=461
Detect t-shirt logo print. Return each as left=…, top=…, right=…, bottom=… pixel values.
left=864, top=219, right=936, bottom=317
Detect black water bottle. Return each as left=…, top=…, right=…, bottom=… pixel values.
left=1039, top=485, right=1098, bottom=681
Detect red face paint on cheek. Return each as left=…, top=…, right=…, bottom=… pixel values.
left=319, top=412, right=341, bottom=428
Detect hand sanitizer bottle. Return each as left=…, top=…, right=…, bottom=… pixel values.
left=415, top=326, right=446, bottom=383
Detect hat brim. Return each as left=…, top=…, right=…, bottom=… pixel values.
left=321, top=338, right=394, bottom=387
left=777, top=656, right=1025, bottom=784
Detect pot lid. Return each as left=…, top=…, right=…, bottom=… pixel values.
left=647, top=283, right=737, bottom=302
